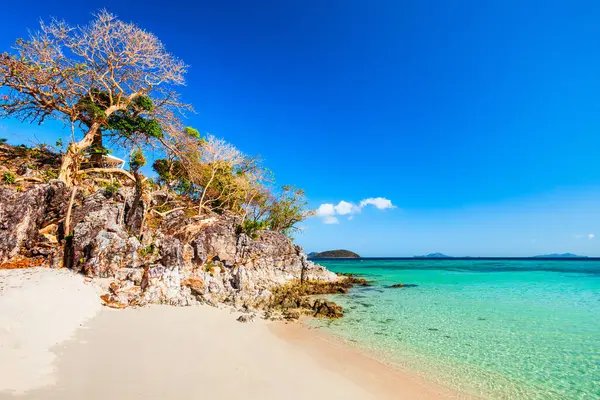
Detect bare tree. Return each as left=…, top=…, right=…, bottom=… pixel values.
left=0, top=10, right=190, bottom=186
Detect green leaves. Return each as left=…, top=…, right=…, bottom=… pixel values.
left=108, top=113, right=163, bottom=139
left=130, top=148, right=146, bottom=171
left=134, top=95, right=154, bottom=112
left=184, top=126, right=200, bottom=139
left=239, top=219, right=269, bottom=239
left=3, top=171, right=16, bottom=184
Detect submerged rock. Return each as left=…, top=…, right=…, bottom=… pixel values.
left=312, top=299, right=344, bottom=319
left=388, top=283, right=419, bottom=288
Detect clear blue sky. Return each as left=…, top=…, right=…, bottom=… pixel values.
left=2, top=1, right=600, bottom=256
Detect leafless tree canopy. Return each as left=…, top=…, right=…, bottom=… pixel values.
left=0, top=9, right=191, bottom=184
left=0, top=9, right=187, bottom=124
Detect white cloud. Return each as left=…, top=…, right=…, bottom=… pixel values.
left=315, top=197, right=395, bottom=224
left=334, top=200, right=360, bottom=215
left=359, top=197, right=395, bottom=210
left=574, top=233, right=595, bottom=240
left=316, top=203, right=335, bottom=217
left=323, top=216, right=339, bottom=224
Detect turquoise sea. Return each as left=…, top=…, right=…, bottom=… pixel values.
left=310, top=259, right=600, bottom=399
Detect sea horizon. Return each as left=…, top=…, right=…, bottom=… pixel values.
left=311, top=256, right=600, bottom=261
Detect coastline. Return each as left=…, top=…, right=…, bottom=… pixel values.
left=270, top=319, right=470, bottom=400
left=1, top=268, right=464, bottom=400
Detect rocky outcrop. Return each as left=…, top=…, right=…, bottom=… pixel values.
left=312, top=299, right=344, bottom=318
left=0, top=181, right=69, bottom=266
left=0, top=181, right=339, bottom=311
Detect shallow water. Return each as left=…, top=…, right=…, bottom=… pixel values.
left=309, top=259, right=600, bottom=399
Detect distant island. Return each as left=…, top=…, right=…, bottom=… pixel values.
left=308, top=250, right=361, bottom=259
left=414, top=253, right=452, bottom=258
left=533, top=253, right=588, bottom=258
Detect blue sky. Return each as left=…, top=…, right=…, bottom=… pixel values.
left=2, top=1, right=600, bottom=256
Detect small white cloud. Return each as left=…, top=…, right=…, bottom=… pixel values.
left=359, top=197, right=395, bottom=210
left=323, top=216, right=339, bottom=224
left=334, top=200, right=360, bottom=215
left=316, top=203, right=335, bottom=217
left=315, top=196, right=395, bottom=224
left=588, top=233, right=595, bottom=239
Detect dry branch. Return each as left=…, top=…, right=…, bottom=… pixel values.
left=77, top=168, right=135, bottom=182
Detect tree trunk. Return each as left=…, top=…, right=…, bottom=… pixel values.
left=89, top=133, right=104, bottom=167
left=126, top=170, right=144, bottom=234
left=58, top=123, right=100, bottom=186
left=64, top=186, right=78, bottom=237
left=198, top=168, right=216, bottom=215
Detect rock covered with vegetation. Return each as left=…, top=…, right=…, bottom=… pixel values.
left=308, top=249, right=361, bottom=259
left=0, top=11, right=363, bottom=317
left=0, top=151, right=337, bottom=309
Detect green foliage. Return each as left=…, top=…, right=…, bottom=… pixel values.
left=108, top=112, right=163, bottom=139
left=152, top=159, right=172, bottom=181
left=184, top=126, right=200, bottom=139
left=130, top=148, right=146, bottom=171
left=3, top=171, right=16, bottom=184
left=77, top=91, right=162, bottom=139
left=239, top=219, right=268, bottom=239
left=134, top=95, right=154, bottom=112
left=101, top=180, right=121, bottom=196
left=0, top=138, right=7, bottom=143
left=88, top=143, right=110, bottom=156
left=55, top=138, right=63, bottom=149
left=265, top=186, right=310, bottom=237
left=140, top=243, right=155, bottom=257
left=152, top=158, right=194, bottom=195
left=77, top=90, right=109, bottom=122
left=40, top=169, right=58, bottom=182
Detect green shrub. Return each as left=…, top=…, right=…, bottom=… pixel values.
left=130, top=148, right=146, bottom=170
left=41, top=169, right=58, bottom=182
left=140, top=244, right=155, bottom=257
left=101, top=180, right=121, bottom=196
left=3, top=171, right=16, bottom=184
left=238, top=219, right=268, bottom=240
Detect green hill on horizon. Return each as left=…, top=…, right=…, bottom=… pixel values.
left=308, top=250, right=360, bottom=259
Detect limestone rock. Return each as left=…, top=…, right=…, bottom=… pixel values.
left=0, top=180, right=340, bottom=311
left=0, top=181, right=69, bottom=263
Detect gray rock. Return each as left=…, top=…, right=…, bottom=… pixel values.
left=0, top=182, right=338, bottom=309
left=0, top=181, right=69, bottom=263
left=237, top=314, right=255, bottom=323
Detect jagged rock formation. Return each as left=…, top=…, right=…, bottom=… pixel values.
left=0, top=180, right=338, bottom=309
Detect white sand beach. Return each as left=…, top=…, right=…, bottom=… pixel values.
left=0, top=268, right=459, bottom=400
